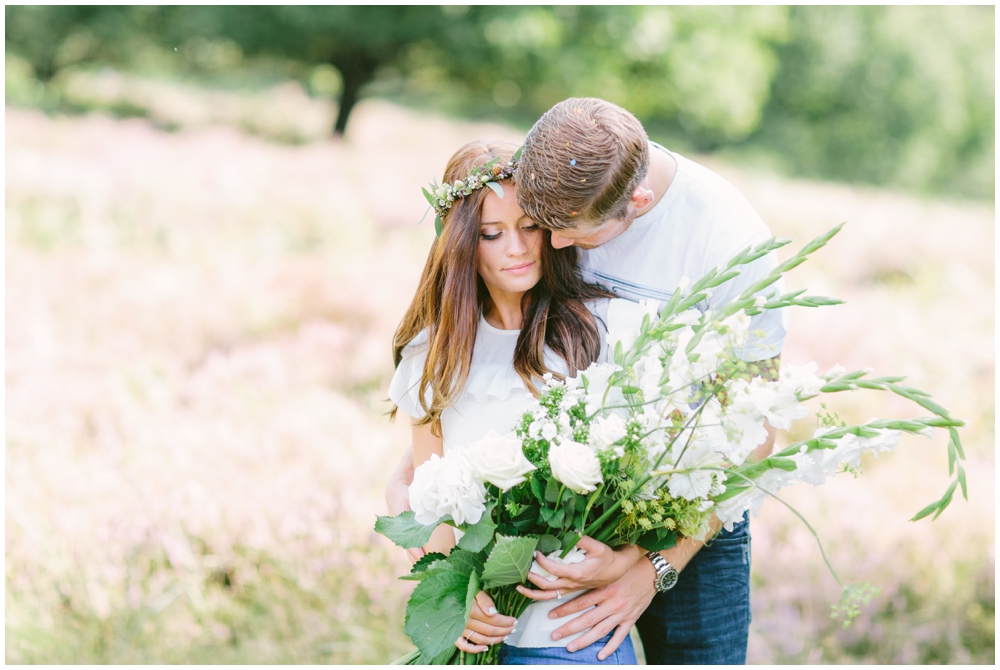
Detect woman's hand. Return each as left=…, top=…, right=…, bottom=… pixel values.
left=454, top=591, right=518, bottom=653
left=515, top=537, right=642, bottom=600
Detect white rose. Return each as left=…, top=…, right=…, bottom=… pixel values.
left=465, top=430, right=537, bottom=491
left=408, top=452, right=486, bottom=526
left=589, top=414, right=628, bottom=456
left=548, top=439, right=603, bottom=494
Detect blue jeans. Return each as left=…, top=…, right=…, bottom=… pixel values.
left=499, top=632, right=637, bottom=665
left=635, top=513, right=752, bottom=664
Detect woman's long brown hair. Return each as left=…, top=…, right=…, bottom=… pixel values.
left=392, top=140, right=612, bottom=427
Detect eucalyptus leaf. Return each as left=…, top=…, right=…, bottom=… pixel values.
left=485, top=180, right=504, bottom=198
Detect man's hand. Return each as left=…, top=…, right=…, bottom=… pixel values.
left=514, top=537, right=642, bottom=598
left=540, top=559, right=658, bottom=661
left=454, top=591, right=518, bottom=654
left=384, top=446, right=420, bottom=561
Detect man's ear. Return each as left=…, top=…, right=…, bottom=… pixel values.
left=629, top=186, right=655, bottom=212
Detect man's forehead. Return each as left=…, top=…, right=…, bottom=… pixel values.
left=544, top=219, right=609, bottom=237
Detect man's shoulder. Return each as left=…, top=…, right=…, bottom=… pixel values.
left=670, top=153, right=765, bottom=227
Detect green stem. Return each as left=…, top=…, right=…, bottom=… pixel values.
left=703, top=465, right=846, bottom=589
left=560, top=402, right=709, bottom=557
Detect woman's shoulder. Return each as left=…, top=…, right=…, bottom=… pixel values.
left=388, top=328, right=431, bottom=419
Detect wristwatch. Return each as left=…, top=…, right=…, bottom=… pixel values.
left=645, top=550, right=679, bottom=593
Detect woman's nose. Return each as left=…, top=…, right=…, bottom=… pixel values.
left=507, top=230, right=529, bottom=255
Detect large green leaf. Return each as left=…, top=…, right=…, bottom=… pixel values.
left=536, top=534, right=560, bottom=554
left=375, top=511, right=442, bottom=549
left=446, top=548, right=486, bottom=577
left=404, top=569, right=473, bottom=659
left=399, top=551, right=447, bottom=581
left=457, top=505, right=497, bottom=553
left=481, top=535, right=538, bottom=589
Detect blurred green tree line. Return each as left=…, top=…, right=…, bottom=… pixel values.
left=6, top=5, right=994, bottom=199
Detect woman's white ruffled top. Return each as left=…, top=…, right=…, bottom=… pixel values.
left=389, top=312, right=583, bottom=456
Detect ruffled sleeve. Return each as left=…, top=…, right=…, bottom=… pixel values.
left=388, top=329, right=431, bottom=420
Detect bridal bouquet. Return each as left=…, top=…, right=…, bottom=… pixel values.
left=376, top=225, right=966, bottom=665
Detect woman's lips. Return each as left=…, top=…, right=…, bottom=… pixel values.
left=504, top=262, right=535, bottom=275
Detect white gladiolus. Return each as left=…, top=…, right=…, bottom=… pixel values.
left=779, top=362, right=827, bottom=399
left=409, top=453, right=486, bottom=526
left=582, top=362, right=621, bottom=411
left=589, top=414, right=628, bottom=457
left=465, top=430, right=537, bottom=491
left=549, top=439, right=603, bottom=494
left=607, top=299, right=659, bottom=352
left=634, top=353, right=664, bottom=400
left=744, top=377, right=809, bottom=430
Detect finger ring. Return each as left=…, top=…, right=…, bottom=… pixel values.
left=556, top=589, right=562, bottom=599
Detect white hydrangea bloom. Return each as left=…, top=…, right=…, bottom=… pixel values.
left=409, top=452, right=486, bottom=526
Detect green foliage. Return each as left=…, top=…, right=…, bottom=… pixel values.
left=375, top=512, right=441, bottom=549
left=5, top=6, right=992, bottom=196
left=479, top=536, right=538, bottom=589
left=403, top=568, right=475, bottom=660
left=455, top=507, right=497, bottom=553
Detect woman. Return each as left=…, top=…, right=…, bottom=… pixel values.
left=387, top=140, right=637, bottom=664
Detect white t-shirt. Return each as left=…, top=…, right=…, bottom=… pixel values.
left=579, top=144, right=787, bottom=362
left=388, top=300, right=633, bottom=648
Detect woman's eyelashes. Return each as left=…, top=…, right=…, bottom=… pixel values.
left=480, top=223, right=540, bottom=242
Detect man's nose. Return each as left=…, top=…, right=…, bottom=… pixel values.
left=550, top=233, right=575, bottom=249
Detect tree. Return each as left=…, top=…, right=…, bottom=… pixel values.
left=165, top=6, right=454, bottom=136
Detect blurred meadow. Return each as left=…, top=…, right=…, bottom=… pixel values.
left=5, top=6, right=995, bottom=665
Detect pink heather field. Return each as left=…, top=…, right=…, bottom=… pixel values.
left=5, top=80, right=995, bottom=664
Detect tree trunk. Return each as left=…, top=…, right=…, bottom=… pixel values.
left=332, top=61, right=376, bottom=138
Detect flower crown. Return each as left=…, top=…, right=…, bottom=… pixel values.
left=421, top=146, right=522, bottom=237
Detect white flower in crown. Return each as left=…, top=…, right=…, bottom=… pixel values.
left=464, top=430, right=537, bottom=491
left=549, top=438, right=603, bottom=494
left=607, top=298, right=660, bottom=352
left=409, top=452, right=486, bottom=526
left=589, top=414, right=628, bottom=458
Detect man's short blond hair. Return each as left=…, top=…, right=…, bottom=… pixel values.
left=516, top=98, right=650, bottom=230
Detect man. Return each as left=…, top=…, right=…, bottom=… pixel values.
left=384, top=97, right=786, bottom=663
left=508, top=97, right=786, bottom=664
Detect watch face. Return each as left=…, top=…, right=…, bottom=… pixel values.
left=656, top=567, right=679, bottom=592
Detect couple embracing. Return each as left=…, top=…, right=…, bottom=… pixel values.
left=385, top=97, right=787, bottom=665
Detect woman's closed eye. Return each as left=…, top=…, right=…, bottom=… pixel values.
left=480, top=221, right=540, bottom=242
